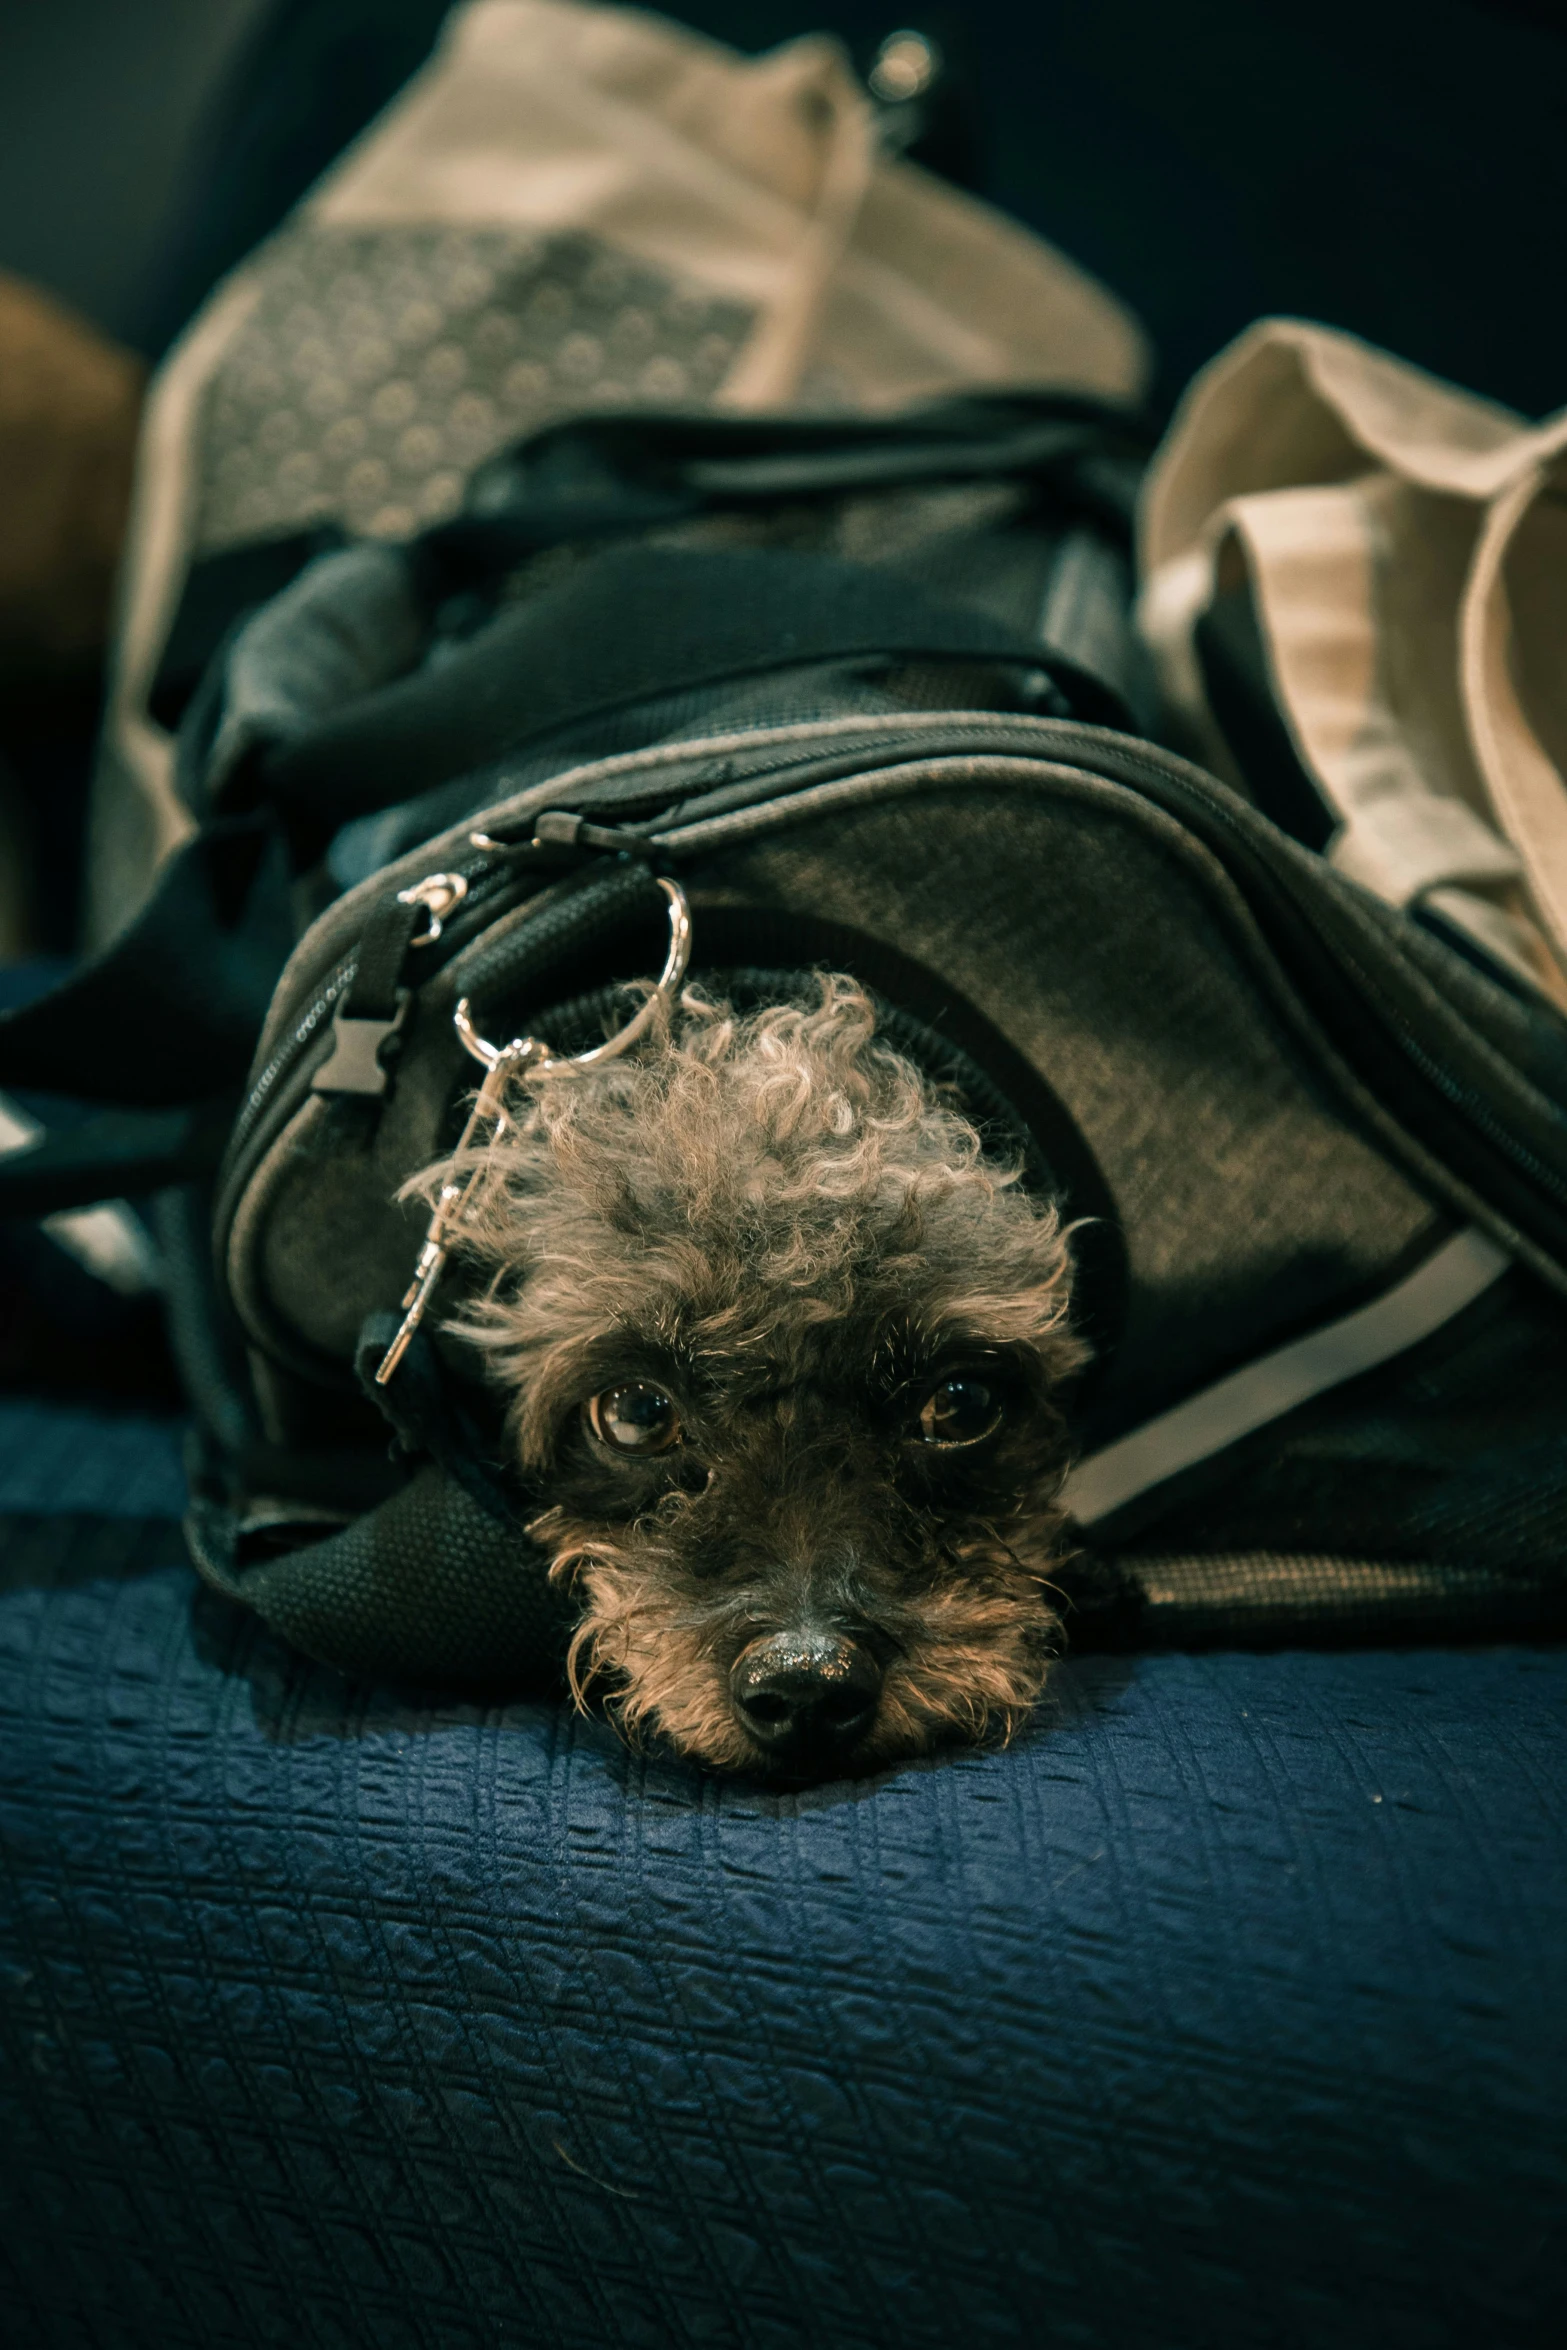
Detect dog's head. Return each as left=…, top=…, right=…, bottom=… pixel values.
left=434, top=977, right=1085, bottom=1778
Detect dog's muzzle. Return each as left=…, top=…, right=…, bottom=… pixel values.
left=729, top=1630, right=882, bottom=1766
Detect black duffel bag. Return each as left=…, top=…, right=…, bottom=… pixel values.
left=4, top=393, right=1566, bottom=1689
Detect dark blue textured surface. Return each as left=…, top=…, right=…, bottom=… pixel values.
left=0, top=1404, right=186, bottom=1517
left=1, top=1479, right=1564, bottom=2350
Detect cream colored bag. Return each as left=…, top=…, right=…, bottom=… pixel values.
left=91, top=0, right=1147, bottom=943
left=1139, top=318, right=1567, bottom=1001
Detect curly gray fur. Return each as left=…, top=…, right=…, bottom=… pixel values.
left=419, top=976, right=1085, bottom=1775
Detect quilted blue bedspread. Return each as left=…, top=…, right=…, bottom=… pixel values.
left=0, top=1401, right=1563, bottom=2349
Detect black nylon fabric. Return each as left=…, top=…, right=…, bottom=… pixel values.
left=1083, top=1268, right=1567, bottom=1564
left=185, top=1463, right=572, bottom=1693
left=190, top=778, right=1567, bottom=1678
left=257, top=542, right=1109, bottom=829
left=0, top=1098, right=237, bottom=1219
left=1077, top=1551, right=1567, bottom=1647
left=201, top=742, right=1567, bottom=1675
left=9, top=394, right=1567, bottom=1683
left=1061, top=1269, right=1567, bottom=1647
left=0, top=816, right=294, bottom=1108
left=416, top=392, right=1149, bottom=587
left=0, top=400, right=1144, bottom=1177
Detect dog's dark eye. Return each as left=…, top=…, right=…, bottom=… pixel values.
left=587, top=1384, right=683, bottom=1454
left=916, top=1378, right=1002, bottom=1448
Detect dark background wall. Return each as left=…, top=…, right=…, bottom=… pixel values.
left=0, top=0, right=269, bottom=343
left=1, top=0, right=1565, bottom=411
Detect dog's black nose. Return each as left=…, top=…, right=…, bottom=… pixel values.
left=729, top=1631, right=882, bottom=1761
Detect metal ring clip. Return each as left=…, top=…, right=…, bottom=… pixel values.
left=539, top=876, right=692, bottom=1072
left=397, top=870, right=469, bottom=947
left=454, top=875, right=692, bottom=1076
left=375, top=877, right=693, bottom=1387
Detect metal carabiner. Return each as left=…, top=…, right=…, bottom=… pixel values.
left=529, top=876, right=693, bottom=1073
left=396, top=870, right=470, bottom=948
left=374, top=877, right=693, bottom=1386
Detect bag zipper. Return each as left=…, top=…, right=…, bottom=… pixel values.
left=221, top=717, right=1567, bottom=1280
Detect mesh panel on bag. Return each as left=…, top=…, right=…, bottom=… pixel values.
left=1153, top=1549, right=1567, bottom=1637
left=1073, top=1549, right=1567, bottom=1649
left=197, top=1466, right=572, bottom=1692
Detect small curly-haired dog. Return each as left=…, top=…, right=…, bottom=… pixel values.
left=430, top=977, right=1084, bottom=1778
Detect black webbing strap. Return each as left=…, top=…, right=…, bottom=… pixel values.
left=0, top=815, right=292, bottom=1108
left=0, top=405, right=1147, bottom=1209
left=261, top=544, right=1121, bottom=829
left=415, top=392, right=1151, bottom=591
left=0, top=815, right=293, bottom=1215
left=309, top=889, right=426, bottom=1100
left=342, top=891, right=424, bottom=1021
left=0, top=880, right=427, bottom=1213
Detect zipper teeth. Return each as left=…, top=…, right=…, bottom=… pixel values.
left=227, top=858, right=519, bottom=1166
left=232, top=958, right=356, bottom=1153
left=663, top=758, right=1567, bottom=1213
left=1341, top=953, right=1567, bottom=1207
left=1089, top=776, right=1567, bottom=1200
left=228, top=732, right=1567, bottom=1232
left=427, top=859, right=517, bottom=948
left=1144, top=775, right=1567, bottom=1206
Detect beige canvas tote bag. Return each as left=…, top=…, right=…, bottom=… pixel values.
left=1139, top=318, right=1567, bottom=1002
left=89, top=0, right=1147, bottom=944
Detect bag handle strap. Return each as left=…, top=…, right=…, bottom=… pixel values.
left=260, top=542, right=1127, bottom=837
left=0, top=814, right=292, bottom=1108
